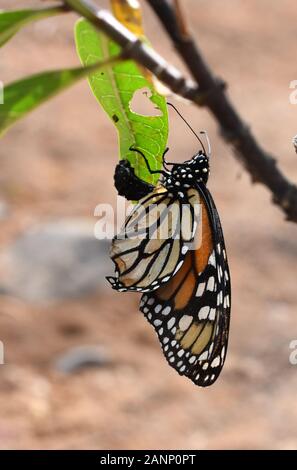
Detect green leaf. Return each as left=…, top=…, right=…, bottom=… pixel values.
left=0, top=57, right=122, bottom=137
left=74, top=19, right=168, bottom=184
left=0, top=6, right=66, bottom=48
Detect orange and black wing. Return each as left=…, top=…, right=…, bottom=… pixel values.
left=140, top=185, right=231, bottom=387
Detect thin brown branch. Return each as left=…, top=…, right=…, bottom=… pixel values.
left=146, top=0, right=297, bottom=223
left=64, top=0, right=208, bottom=102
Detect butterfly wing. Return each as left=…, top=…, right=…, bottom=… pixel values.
left=107, top=186, right=201, bottom=292
left=140, top=185, right=231, bottom=387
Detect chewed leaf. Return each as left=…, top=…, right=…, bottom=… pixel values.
left=0, top=6, right=66, bottom=48
left=74, top=19, right=168, bottom=185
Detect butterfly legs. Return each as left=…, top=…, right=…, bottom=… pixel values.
left=129, top=146, right=168, bottom=176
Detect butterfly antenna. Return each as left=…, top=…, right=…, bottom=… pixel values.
left=167, top=102, right=207, bottom=155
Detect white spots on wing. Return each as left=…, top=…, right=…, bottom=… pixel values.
left=204, top=375, right=209, bottom=382
left=202, top=362, right=209, bottom=370
left=148, top=313, right=152, bottom=321
left=207, top=276, right=215, bottom=291
left=211, top=356, right=220, bottom=368
left=162, top=306, right=171, bottom=316
left=209, top=308, right=216, bottom=321
left=148, top=298, right=154, bottom=305
left=143, top=307, right=148, bottom=314
left=198, top=351, right=208, bottom=361
left=225, top=270, right=229, bottom=281
left=155, top=304, right=162, bottom=313
left=217, top=243, right=221, bottom=254
left=177, top=360, right=183, bottom=367
left=189, top=356, right=196, bottom=364
left=179, top=315, right=192, bottom=331
left=221, top=346, right=226, bottom=360
left=225, top=295, right=230, bottom=308
left=208, top=251, right=216, bottom=267
left=198, top=306, right=209, bottom=320
left=169, top=356, right=175, bottom=363
left=153, top=319, right=162, bottom=327
left=223, top=249, right=226, bottom=260
left=163, top=337, right=169, bottom=344
left=177, top=350, right=185, bottom=357
left=167, top=318, right=175, bottom=329
left=217, top=291, right=223, bottom=306
left=164, top=345, right=169, bottom=352
left=158, top=327, right=164, bottom=336
left=218, top=265, right=223, bottom=279
left=180, top=365, right=186, bottom=373
left=162, top=276, right=170, bottom=283
left=171, top=340, right=177, bottom=346
left=181, top=245, right=189, bottom=255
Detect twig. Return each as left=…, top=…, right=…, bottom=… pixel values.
left=64, top=0, right=208, bottom=102
left=146, top=0, right=297, bottom=222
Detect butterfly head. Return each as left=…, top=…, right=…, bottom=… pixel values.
left=186, top=150, right=210, bottom=184
left=163, top=151, right=209, bottom=195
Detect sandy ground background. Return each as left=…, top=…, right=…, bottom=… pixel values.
left=0, top=0, right=296, bottom=450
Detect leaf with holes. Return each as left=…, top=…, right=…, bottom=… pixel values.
left=74, top=19, right=168, bottom=184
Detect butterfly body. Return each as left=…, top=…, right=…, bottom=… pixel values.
left=160, top=150, right=209, bottom=199
left=107, top=144, right=231, bottom=387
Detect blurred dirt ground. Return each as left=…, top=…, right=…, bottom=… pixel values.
left=0, top=0, right=297, bottom=450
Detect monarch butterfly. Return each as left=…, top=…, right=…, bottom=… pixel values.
left=107, top=104, right=231, bottom=387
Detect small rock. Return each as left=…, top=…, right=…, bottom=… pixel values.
left=0, top=219, right=112, bottom=302
left=54, top=345, right=110, bottom=374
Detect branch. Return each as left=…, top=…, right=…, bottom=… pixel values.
left=64, top=0, right=208, bottom=102
left=145, top=0, right=297, bottom=222
left=62, top=0, right=297, bottom=221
